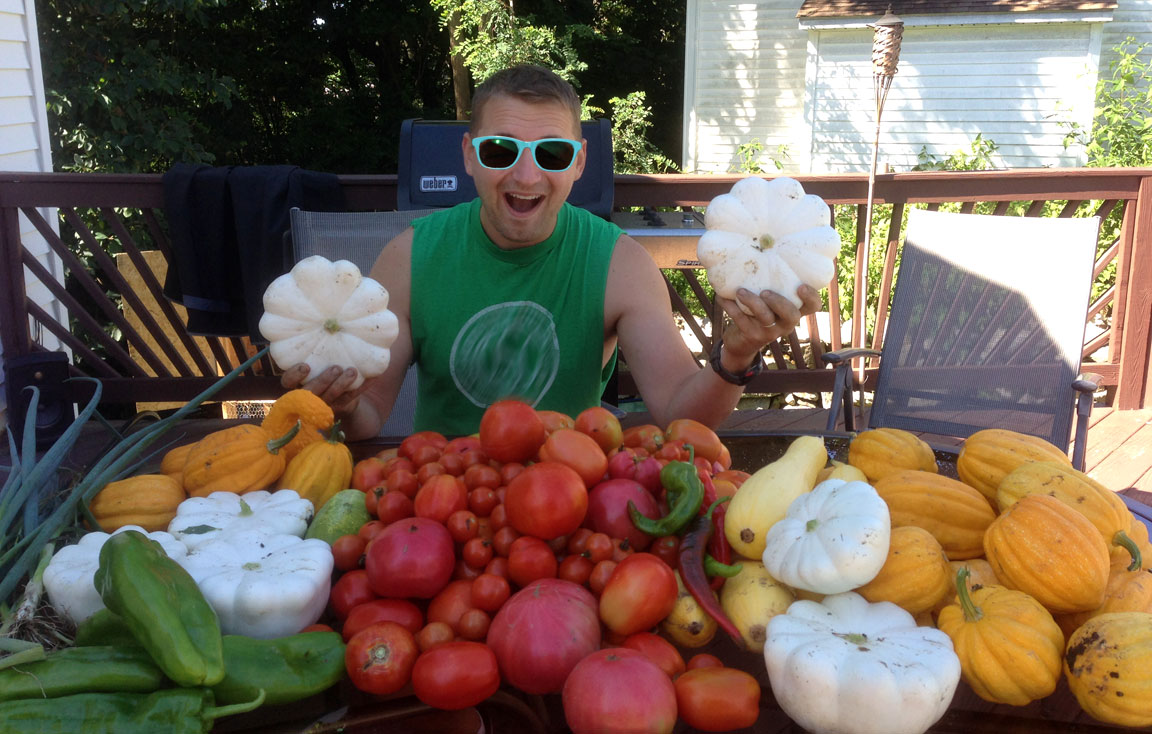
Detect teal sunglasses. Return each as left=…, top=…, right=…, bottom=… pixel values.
left=471, top=136, right=583, bottom=172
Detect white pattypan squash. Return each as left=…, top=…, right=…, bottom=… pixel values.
left=259, top=255, right=400, bottom=390
left=764, top=592, right=961, bottom=734
left=178, top=530, right=333, bottom=639
left=761, top=478, right=890, bottom=595
left=697, top=176, right=840, bottom=311
left=43, top=526, right=187, bottom=625
left=167, top=489, right=314, bottom=552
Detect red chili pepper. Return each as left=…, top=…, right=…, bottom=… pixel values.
left=678, top=497, right=744, bottom=647
left=697, top=472, right=734, bottom=590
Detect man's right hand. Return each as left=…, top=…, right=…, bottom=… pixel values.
left=280, top=363, right=364, bottom=417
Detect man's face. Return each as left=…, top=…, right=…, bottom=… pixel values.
left=463, top=95, right=586, bottom=250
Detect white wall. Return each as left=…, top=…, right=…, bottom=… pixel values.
left=0, top=0, right=62, bottom=432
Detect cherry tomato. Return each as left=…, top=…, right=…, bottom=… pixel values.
left=507, top=537, right=558, bottom=587
left=439, top=451, right=466, bottom=476
left=411, top=641, right=500, bottom=710
left=457, top=608, right=491, bottom=641
left=675, top=667, right=761, bottom=731
left=479, top=400, right=547, bottom=464
left=358, top=520, right=386, bottom=542
left=566, top=527, right=594, bottom=555
left=584, top=532, right=614, bottom=564
left=574, top=406, right=624, bottom=454
left=453, top=558, right=483, bottom=581
left=445, top=509, right=479, bottom=543
left=488, top=503, right=508, bottom=532
left=538, top=429, right=609, bottom=488
left=492, top=526, right=521, bottom=557
left=504, top=461, right=588, bottom=540
left=416, top=461, right=446, bottom=485
left=342, top=598, right=425, bottom=641
left=588, top=560, right=617, bottom=596
left=351, top=458, right=389, bottom=493
left=331, top=534, right=367, bottom=572
left=467, top=487, right=500, bottom=518
left=329, top=569, right=378, bottom=620
left=557, top=553, right=594, bottom=586
left=416, top=621, right=455, bottom=652
left=499, top=462, right=525, bottom=485
left=470, top=573, right=511, bottom=613
left=399, top=431, right=448, bottom=459
left=462, top=537, right=494, bottom=569
left=649, top=535, right=680, bottom=570
left=376, top=489, right=415, bottom=526
left=685, top=653, right=724, bottom=670
left=379, top=455, right=414, bottom=475
left=385, top=468, right=419, bottom=499
left=484, top=555, right=510, bottom=579
left=463, top=463, right=502, bottom=491
left=408, top=443, right=443, bottom=469
left=344, top=621, right=418, bottom=696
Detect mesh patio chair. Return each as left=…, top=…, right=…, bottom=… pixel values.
left=824, top=208, right=1102, bottom=470
left=288, top=207, right=437, bottom=438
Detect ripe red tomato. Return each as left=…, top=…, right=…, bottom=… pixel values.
left=674, top=667, right=761, bottom=731
left=413, top=474, right=467, bottom=524
left=538, top=429, right=609, bottom=488
left=588, top=560, right=616, bottom=596
left=399, top=430, right=448, bottom=459
left=415, top=621, right=454, bottom=652
left=621, top=632, right=686, bottom=680
left=504, top=461, right=588, bottom=540
left=467, top=487, right=500, bottom=517
left=365, top=517, right=455, bottom=599
left=445, top=509, right=479, bottom=544
left=480, top=400, right=547, bottom=463
left=557, top=554, right=594, bottom=586
left=622, top=424, right=665, bottom=454
left=664, top=419, right=723, bottom=464
left=375, top=489, right=415, bottom=525
left=331, top=534, right=367, bottom=572
left=385, top=468, right=419, bottom=499
left=329, top=569, right=377, bottom=620
left=648, top=536, right=680, bottom=570
left=351, top=457, right=389, bottom=493
left=562, top=648, right=677, bottom=734
left=598, top=553, right=678, bottom=636
left=470, top=572, right=511, bottom=613
left=462, top=537, right=494, bottom=569
left=411, top=640, right=500, bottom=710
left=507, top=537, right=559, bottom=587
left=574, top=406, right=624, bottom=454
left=487, top=579, right=602, bottom=695
left=456, top=609, right=490, bottom=641
left=344, top=621, right=418, bottom=696
left=585, top=478, right=660, bottom=551
left=463, top=463, right=501, bottom=491
left=342, top=598, right=424, bottom=641
left=426, top=579, right=474, bottom=634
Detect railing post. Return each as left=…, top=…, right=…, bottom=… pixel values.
left=1115, top=175, right=1152, bottom=409
left=0, top=202, right=32, bottom=361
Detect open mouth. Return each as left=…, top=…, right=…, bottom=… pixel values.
left=505, top=192, right=543, bottom=215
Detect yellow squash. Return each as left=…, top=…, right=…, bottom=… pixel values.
left=182, top=422, right=300, bottom=498
left=937, top=568, right=1064, bottom=706
left=1064, top=612, right=1152, bottom=728
left=847, top=427, right=937, bottom=482
left=724, top=435, right=827, bottom=559
left=88, top=474, right=186, bottom=532
left=1055, top=563, right=1152, bottom=639
left=718, top=560, right=795, bottom=652
left=956, top=428, right=1070, bottom=502
left=983, top=493, right=1110, bottom=614
left=279, top=424, right=354, bottom=511
left=873, top=469, right=996, bottom=560
left=261, top=389, right=335, bottom=461
left=856, top=525, right=953, bottom=615
left=660, top=572, right=718, bottom=648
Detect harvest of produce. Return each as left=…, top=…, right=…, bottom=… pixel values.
left=3, top=370, right=1152, bottom=732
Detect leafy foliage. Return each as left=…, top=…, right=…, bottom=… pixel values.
left=1061, top=38, right=1152, bottom=168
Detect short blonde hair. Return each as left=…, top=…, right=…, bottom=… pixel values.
left=470, top=65, right=581, bottom=134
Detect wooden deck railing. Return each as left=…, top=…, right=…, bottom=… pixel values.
left=1, top=168, right=1150, bottom=411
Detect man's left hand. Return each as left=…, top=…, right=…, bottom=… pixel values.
left=717, top=284, right=822, bottom=364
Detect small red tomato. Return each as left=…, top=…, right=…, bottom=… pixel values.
left=342, top=598, right=425, bottom=641
left=329, top=569, right=378, bottom=620
left=480, top=400, right=547, bottom=464
left=344, top=621, right=418, bottom=696
left=470, top=573, right=511, bottom=613
left=331, top=534, right=368, bottom=572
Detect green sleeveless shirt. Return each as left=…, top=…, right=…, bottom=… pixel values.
left=409, top=199, right=621, bottom=435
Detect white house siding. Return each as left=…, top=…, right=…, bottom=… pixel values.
left=0, top=0, right=62, bottom=432
left=806, top=21, right=1102, bottom=172
left=1100, top=0, right=1152, bottom=79
left=683, top=0, right=813, bottom=172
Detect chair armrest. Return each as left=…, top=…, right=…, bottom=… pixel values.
left=1072, top=372, right=1103, bottom=394
left=821, top=348, right=882, bottom=367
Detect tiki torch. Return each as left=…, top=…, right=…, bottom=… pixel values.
left=856, top=7, right=903, bottom=386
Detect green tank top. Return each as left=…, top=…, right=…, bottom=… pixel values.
left=409, top=199, right=621, bottom=435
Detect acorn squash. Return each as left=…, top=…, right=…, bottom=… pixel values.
left=182, top=422, right=300, bottom=498
left=856, top=525, right=953, bottom=615
left=88, top=474, right=186, bottom=532
left=848, top=427, right=937, bottom=482
left=873, top=469, right=996, bottom=560
left=956, top=428, right=1070, bottom=502
left=279, top=424, right=354, bottom=511
left=1064, top=612, right=1152, bottom=728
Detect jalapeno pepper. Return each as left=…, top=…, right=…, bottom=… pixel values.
left=0, top=646, right=166, bottom=702
left=628, top=447, right=705, bottom=537
left=679, top=497, right=744, bottom=647
left=0, top=687, right=264, bottom=734
left=94, top=530, right=225, bottom=687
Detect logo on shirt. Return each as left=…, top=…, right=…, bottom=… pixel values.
left=449, top=301, right=560, bottom=408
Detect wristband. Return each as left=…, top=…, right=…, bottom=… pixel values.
left=708, top=337, right=763, bottom=386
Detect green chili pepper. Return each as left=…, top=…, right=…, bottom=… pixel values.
left=94, top=530, right=225, bottom=687
left=0, top=646, right=166, bottom=702
left=0, top=687, right=264, bottom=734
left=72, top=608, right=138, bottom=648
left=704, top=554, right=743, bottom=578
left=628, top=447, right=705, bottom=537
left=213, top=631, right=346, bottom=706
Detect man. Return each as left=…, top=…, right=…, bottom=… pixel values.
left=282, top=65, right=821, bottom=439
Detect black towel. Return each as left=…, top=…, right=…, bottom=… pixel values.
left=162, top=163, right=346, bottom=339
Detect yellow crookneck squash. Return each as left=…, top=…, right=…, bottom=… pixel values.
left=261, top=389, right=335, bottom=462
left=1064, top=611, right=1152, bottom=728
left=279, top=423, right=354, bottom=511
left=182, top=422, right=300, bottom=498
left=936, top=568, right=1064, bottom=706
left=983, top=493, right=1110, bottom=614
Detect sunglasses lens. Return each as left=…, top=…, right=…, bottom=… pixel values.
left=534, top=140, right=577, bottom=171
left=477, top=138, right=521, bottom=169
